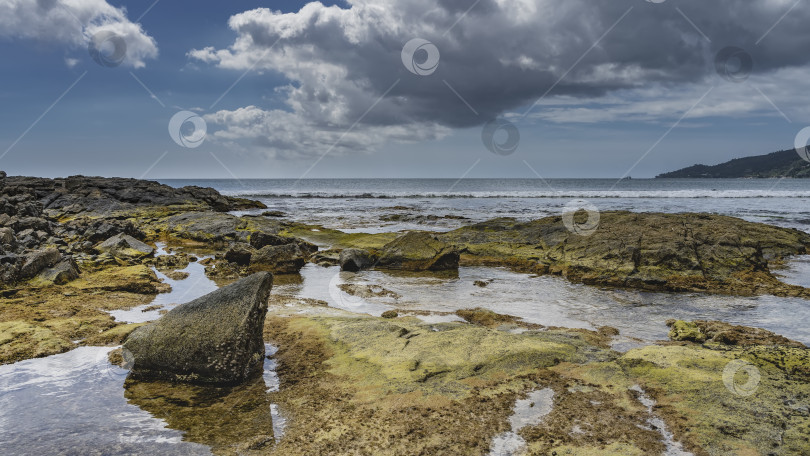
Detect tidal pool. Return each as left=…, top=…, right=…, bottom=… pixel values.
left=0, top=345, right=283, bottom=455
left=276, top=262, right=810, bottom=348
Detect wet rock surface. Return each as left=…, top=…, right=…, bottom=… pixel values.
left=377, top=231, right=460, bottom=271
left=124, top=272, right=273, bottom=384
left=668, top=319, right=806, bottom=347
left=439, top=211, right=810, bottom=296
left=339, top=248, right=377, bottom=271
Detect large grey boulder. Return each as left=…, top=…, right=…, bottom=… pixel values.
left=96, top=234, right=154, bottom=259
left=340, top=248, right=377, bottom=272
left=124, top=272, right=273, bottom=384
left=19, top=248, right=61, bottom=279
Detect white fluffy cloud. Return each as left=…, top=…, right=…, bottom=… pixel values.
left=0, top=0, right=158, bottom=68
left=191, top=0, right=810, bottom=158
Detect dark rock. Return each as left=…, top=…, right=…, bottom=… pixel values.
left=249, top=232, right=290, bottom=249
left=5, top=175, right=265, bottom=216
left=37, top=257, right=80, bottom=285
left=381, top=310, right=398, bottom=319
left=261, top=210, right=286, bottom=217
left=124, top=272, right=273, bottom=384
left=0, top=227, right=15, bottom=245
left=96, top=234, right=154, bottom=259
left=340, top=248, right=377, bottom=272
left=250, top=244, right=307, bottom=274
left=19, top=248, right=61, bottom=279
left=224, top=245, right=254, bottom=266
left=312, top=249, right=341, bottom=267
left=377, top=232, right=459, bottom=271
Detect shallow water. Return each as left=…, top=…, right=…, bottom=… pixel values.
left=630, top=385, right=692, bottom=456
left=109, top=247, right=218, bottom=324
left=278, top=263, right=810, bottom=348
left=489, top=388, right=555, bottom=456
left=0, top=344, right=283, bottom=455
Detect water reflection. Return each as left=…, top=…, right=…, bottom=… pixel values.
left=276, top=263, right=810, bottom=347
left=0, top=344, right=283, bottom=455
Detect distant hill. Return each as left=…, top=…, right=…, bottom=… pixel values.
left=656, top=149, right=810, bottom=178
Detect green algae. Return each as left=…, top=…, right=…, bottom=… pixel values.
left=124, top=375, right=277, bottom=456
left=557, top=343, right=810, bottom=455
left=0, top=265, right=159, bottom=364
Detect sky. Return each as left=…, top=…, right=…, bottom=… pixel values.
left=0, top=0, right=809, bottom=179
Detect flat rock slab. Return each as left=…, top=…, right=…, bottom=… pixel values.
left=124, top=272, right=273, bottom=384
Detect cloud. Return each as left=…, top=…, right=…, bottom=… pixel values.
left=525, top=65, right=810, bottom=125
left=204, top=105, right=451, bottom=160
left=0, top=0, right=158, bottom=68
left=190, top=0, right=810, bottom=157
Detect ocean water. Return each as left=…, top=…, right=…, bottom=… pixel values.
left=161, top=178, right=810, bottom=233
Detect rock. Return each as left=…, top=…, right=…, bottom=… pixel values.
left=338, top=283, right=400, bottom=299
left=124, top=272, right=273, bottom=384
left=250, top=244, right=307, bottom=274
left=667, top=320, right=706, bottom=343
left=381, top=310, right=398, bottom=319
left=5, top=175, right=265, bottom=216
left=667, top=319, right=805, bottom=347
left=0, top=227, right=14, bottom=245
left=455, top=308, right=520, bottom=328
left=36, top=257, right=80, bottom=285
left=224, top=245, right=253, bottom=266
left=152, top=253, right=191, bottom=272
left=96, top=234, right=154, bottom=259
left=312, top=249, right=342, bottom=266
left=377, top=232, right=460, bottom=271
left=340, top=248, right=377, bottom=272
left=261, top=210, right=286, bottom=217
left=19, top=248, right=61, bottom=279
left=249, top=232, right=290, bottom=249
left=163, top=270, right=189, bottom=281
left=439, top=212, right=810, bottom=296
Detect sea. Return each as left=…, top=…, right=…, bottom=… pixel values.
left=161, top=178, right=810, bottom=233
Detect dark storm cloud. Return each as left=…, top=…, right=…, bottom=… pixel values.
left=189, top=0, right=810, bottom=157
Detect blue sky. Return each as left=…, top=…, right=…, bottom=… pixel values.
left=0, top=0, right=808, bottom=179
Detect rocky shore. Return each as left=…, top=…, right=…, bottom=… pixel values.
left=2, top=172, right=810, bottom=455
